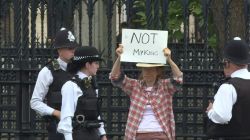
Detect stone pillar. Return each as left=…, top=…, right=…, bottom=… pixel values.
left=74, top=1, right=117, bottom=65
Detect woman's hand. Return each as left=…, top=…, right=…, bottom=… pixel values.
left=163, top=47, right=171, bottom=57
left=163, top=48, right=172, bottom=63
left=116, top=44, right=123, bottom=57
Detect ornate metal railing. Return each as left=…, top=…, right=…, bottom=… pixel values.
left=1, top=0, right=250, bottom=140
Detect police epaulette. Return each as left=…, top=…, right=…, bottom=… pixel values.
left=71, top=76, right=86, bottom=93
left=46, top=59, right=60, bottom=71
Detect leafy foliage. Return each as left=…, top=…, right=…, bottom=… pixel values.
left=124, top=0, right=218, bottom=48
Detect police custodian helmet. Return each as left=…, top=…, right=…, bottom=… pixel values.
left=53, top=27, right=79, bottom=49
left=224, top=37, right=250, bottom=64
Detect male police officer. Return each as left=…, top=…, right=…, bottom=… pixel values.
left=206, top=37, right=250, bottom=139
left=30, top=28, right=78, bottom=140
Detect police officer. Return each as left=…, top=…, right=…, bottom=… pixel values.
left=30, top=27, right=78, bottom=140
left=57, top=46, right=107, bottom=140
left=206, top=37, right=250, bottom=139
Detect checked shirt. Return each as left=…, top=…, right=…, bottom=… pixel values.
left=111, top=73, right=183, bottom=140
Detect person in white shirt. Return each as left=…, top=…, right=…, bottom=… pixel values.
left=57, top=46, right=107, bottom=140
left=206, top=37, right=250, bottom=139
left=30, top=27, right=78, bottom=140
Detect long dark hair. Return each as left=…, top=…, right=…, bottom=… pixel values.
left=66, top=58, right=87, bottom=75
left=67, top=59, right=96, bottom=75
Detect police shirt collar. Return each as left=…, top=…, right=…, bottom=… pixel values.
left=231, top=68, right=250, bottom=79
left=76, top=71, right=92, bottom=80
left=57, top=57, right=67, bottom=71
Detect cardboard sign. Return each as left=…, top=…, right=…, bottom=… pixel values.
left=121, top=29, right=168, bottom=64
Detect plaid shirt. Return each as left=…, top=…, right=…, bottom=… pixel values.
left=111, top=73, right=183, bottom=140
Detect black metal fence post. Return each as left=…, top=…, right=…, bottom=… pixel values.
left=1, top=0, right=250, bottom=139
left=14, top=0, right=22, bottom=138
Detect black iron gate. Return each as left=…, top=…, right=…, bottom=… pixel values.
left=1, top=0, right=250, bottom=140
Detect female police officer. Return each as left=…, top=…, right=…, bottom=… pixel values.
left=57, top=46, right=107, bottom=140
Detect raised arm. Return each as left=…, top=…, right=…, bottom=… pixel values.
left=164, top=48, right=183, bottom=78
left=110, top=44, right=123, bottom=80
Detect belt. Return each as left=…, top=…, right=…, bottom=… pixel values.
left=72, top=114, right=103, bottom=129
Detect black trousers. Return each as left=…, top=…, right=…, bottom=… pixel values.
left=47, top=121, right=64, bottom=140
left=73, top=127, right=100, bottom=140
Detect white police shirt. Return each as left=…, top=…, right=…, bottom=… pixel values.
left=30, top=58, right=67, bottom=116
left=208, top=68, right=250, bottom=124
left=57, top=71, right=106, bottom=140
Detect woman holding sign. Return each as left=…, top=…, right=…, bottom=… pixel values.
left=110, top=45, right=183, bottom=140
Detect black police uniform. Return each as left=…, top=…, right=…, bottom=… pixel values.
left=45, top=60, right=72, bottom=140
left=30, top=27, right=78, bottom=140
left=71, top=76, right=102, bottom=140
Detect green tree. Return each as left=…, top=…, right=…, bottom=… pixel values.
left=210, top=0, right=245, bottom=50
left=125, top=0, right=246, bottom=53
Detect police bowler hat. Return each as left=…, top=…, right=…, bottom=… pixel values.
left=73, top=46, right=102, bottom=62
left=53, top=27, right=79, bottom=49
left=224, top=37, right=250, bottom=64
